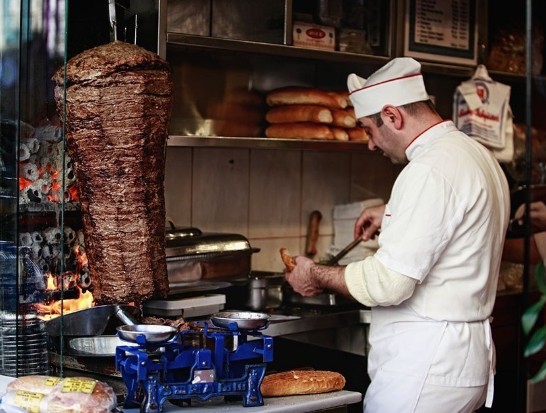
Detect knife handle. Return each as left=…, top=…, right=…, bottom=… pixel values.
left=305, top=210, right=322, bottom=258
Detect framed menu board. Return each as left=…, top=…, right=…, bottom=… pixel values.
left=404, top=0, right=478, bottom=65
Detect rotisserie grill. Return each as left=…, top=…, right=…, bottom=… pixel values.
left=52, top=41, right=173, bottom=305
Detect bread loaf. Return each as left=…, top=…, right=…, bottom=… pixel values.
left=265, top=123, right=334, bottom=140
left=7, top=375, right=63, bottom=394
left=266, top=105, right=333, bottom=124
left=260, top=370, right=346, bottom=397
left=332, top=108, right=356, bottom=128
left=347, top=127, right=369, bottom=142
left=4, top=375, right=117, bottom=413
left=280, top=248, right=296, bottom=271
left=266, top=87, right=347, bottom=110
left=329, top=90, right=352, bottom=107
left=331, top=126, right=349, bottom=141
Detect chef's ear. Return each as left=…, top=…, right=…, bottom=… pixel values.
left=381, top=105, right=403, bottom=129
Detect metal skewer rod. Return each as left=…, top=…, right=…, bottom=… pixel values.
left=108, top=0, right=117, bottom=41
left=134, top=14, right=138, bottom=45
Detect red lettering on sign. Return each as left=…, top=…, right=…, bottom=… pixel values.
left=306, top=28, right=326, bottom=39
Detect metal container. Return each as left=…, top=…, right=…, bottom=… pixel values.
left=44, top=304, right=141, bottom=337
left=246, top=272, right=284, bottom=311
left=67, top=335, right=130, bottom=357
left=166, top=228, right=260, bottom=285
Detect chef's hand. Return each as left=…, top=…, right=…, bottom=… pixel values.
left=285, top=256, right=324, bottom=297
left=514, top=201, right=546, bottom=232
left=529, top=202, right=546, bottom=231
left=354, top=204, right=386, bottom=241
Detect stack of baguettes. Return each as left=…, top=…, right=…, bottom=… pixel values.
left=264, top=86, right=368, bottom=142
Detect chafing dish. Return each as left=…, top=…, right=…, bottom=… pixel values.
left=166, top=226, right=260, bottom=286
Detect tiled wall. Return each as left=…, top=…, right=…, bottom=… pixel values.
left=165, top=146, right=402, bottom=272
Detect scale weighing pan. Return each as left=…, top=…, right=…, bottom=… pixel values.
left=117, top=324, right=178, bottom=344
left=210, top=311, right=270, bottom=330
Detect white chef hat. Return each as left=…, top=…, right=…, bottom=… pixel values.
left=347, top=57, right=429, bottom=119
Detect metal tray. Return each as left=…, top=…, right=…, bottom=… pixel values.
left=210, top=311, right=269, bottom=330
left=68, top=335, right=134, bottom=357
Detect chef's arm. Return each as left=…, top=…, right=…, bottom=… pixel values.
left=342, top=257, right=417, bottom=307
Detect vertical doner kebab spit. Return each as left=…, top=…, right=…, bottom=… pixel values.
left=52, top=41, right=172, bottom=304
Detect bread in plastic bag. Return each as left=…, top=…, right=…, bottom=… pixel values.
left=1, top=375, right=116, bottom=413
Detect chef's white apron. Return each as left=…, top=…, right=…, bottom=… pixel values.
left=363, top=305, right=494, bottom=413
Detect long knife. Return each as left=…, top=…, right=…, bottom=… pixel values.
left=326, top=237, right=362, bottom=266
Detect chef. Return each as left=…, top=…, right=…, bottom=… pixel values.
left=285, top=57, right=510, bottom=412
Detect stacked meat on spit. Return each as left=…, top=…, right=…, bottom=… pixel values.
left=52, top=41, right=173, bottom=305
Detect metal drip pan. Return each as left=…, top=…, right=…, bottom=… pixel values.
left=67, top=336, right=136, bottom=357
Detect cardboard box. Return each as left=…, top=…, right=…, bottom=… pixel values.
left=293, top=21, right=335, bottom=51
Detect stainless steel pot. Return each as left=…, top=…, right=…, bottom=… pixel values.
left=246, top=272, right=284, bottom=311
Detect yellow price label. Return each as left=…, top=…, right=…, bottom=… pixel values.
left=44, top=377, right=63, bottom=387
left=61, top=378, right=96, bottom=394
left=13, top=390, right=45, bottom=413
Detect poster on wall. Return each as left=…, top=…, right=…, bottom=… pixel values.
left=404, top=0, right=478, bottom=65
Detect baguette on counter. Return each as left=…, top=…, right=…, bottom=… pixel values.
left=260, top=370, right=346, bottom=397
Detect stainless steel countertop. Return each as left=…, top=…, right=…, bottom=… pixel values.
left=262, top=308, right=371, bottom=337
left=122, top=390, right=362, bottom=412
left=0, top=376, right=362, bottom=413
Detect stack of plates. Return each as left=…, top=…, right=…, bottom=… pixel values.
left=0, top=312, right=49, bottom=376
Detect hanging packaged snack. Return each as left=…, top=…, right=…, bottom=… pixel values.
left=453, top=65, right=514, bottom=162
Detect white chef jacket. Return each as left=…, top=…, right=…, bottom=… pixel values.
left=351, top=121, right=510, bottom=412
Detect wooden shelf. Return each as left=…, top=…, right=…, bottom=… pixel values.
left=167, top=135, right=370, bottom=151
left=166, top=33, right=537, bottom=82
